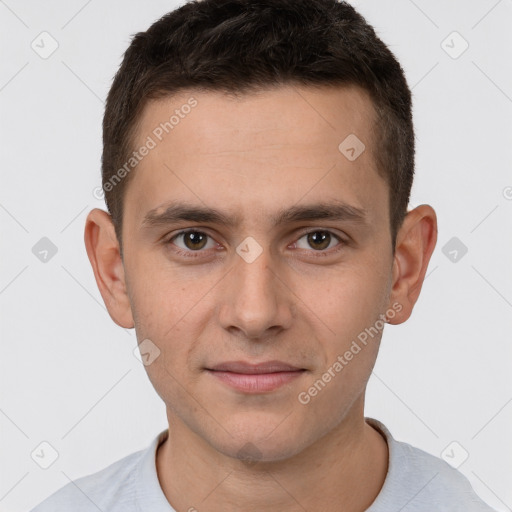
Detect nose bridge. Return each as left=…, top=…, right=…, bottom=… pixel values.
left=220, top=241, right=291, bottom=338
left=237, top=247, right=274, bottom=297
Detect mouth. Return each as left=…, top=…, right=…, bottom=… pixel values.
left=205, top=360, right=306, bottom=393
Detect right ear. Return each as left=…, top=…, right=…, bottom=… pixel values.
left=84, top=208, right=134, bottom=329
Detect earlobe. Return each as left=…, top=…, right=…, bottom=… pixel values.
left=387, top=205, right=438, bottom=325
left=84, top=208, right=135, bottom=329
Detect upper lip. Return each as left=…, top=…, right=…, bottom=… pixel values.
left=207, top=360, right=304, bottom=374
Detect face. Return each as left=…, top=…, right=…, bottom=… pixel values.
left=114, top=85, right=398, bottom=461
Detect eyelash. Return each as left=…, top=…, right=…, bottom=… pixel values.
left=164, top=228, right=346, bottom=259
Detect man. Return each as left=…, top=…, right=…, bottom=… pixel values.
left=31, top=0, right=496, bottom=510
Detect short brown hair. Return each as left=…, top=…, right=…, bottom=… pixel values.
left=102, top=0, right=414, bottom=255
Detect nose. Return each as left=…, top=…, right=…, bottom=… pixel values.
left=218, top=245, right=294, bottom=341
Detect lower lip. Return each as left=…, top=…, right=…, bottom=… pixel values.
left=206, top=370, right=305, bottom=393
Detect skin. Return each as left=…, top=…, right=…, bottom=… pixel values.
left=84, top=84, right=437, bottom=512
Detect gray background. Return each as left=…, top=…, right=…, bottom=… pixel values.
left=1, top=0, right=511, bottom=510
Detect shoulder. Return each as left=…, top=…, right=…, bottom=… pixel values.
left=29, top=437, right=156, bottom=512
left=393, top=441, right=494, bottom=511
left=366, top=418, right=497, bottom=512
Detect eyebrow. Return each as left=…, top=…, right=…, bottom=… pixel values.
left=142, top=200, right=368, bottom=230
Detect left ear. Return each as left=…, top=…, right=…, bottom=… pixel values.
left=84, top=208, right=135, bottom=329
left=387, top=204, right=437, bottom=324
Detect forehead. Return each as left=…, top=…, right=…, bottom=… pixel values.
left=136, top=84, right=376, bottom=153
left=124, top=84, right=387, bottom=230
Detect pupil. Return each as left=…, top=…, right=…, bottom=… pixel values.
left=308, top=231, right=330, bottom=250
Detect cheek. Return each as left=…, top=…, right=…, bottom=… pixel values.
left=126, top=251, right=208, bottom=335
left=300, top=260, right=390, bottom=406
left=133, top=306, right=206, bottom=413
left=126, top=261, right=218, bottom=380
left=298, top=263, right=390, bottom=342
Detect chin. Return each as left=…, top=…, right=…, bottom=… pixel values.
left=208, top=414, right=312, bottom=464
left=220, top=437, right=302, bottom=465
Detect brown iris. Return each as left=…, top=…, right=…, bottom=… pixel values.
left=183, top=231, right=208, bottom=250
left=307, top=231, right=331, bottom=250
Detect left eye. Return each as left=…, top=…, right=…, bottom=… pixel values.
left=171, top=231, right=217, bottom=251
left=295, top=230, right=341, bottom=251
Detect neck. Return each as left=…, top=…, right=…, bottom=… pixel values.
left=156, top=401, right=388, bottom=512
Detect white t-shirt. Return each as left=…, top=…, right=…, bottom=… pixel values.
left=30, top=418, right=496, bottom=511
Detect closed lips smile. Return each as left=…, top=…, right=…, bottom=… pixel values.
left=206, top=361, right=306, bottom=393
